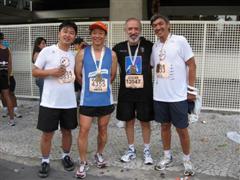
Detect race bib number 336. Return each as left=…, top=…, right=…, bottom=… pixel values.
left=125, top=75, right=144, bottom=89
left=89, top=78, right=108, bottom=92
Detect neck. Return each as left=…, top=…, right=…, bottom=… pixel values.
left=92, top=44, right=104, bottom=51
left=57, top=42, right=69, bottom=51
left=159, top=33, right=170, bottom=43
left=128, top=40, right=139, bottom=46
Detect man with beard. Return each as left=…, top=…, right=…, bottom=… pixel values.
left=112, top=18, right=154, bottom=165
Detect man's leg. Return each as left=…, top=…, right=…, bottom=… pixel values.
left=176, top=127, right=190, bottom=155
left=125, top=119, right=135, bottom=145
left=38, top=131, right=54, bottom=178
left=78, top=114, right=93, bottom=162
left=161, top=123, right=172, bottom=151
left=1, top=89, right=14, bottom=124
left=140, top=121, right=151, bottom=145
left=97, top=114, right=110, bottom=154
left=140, top=121, right=153, bottom=165
left=40, top=131, right=54, bottom=159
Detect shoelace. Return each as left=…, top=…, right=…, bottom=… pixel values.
left=96, top=153, right=104, bottom=163
left=144, top=149, right=151, bottom=157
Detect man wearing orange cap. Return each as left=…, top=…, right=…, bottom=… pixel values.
left=113, top=18, right=154, bottom=165
left=75, top=21, right=117, bottom=179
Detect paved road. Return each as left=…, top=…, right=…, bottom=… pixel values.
left=0, top=100, right=239, bottom=180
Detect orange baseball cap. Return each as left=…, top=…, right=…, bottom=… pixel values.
left=89, top=21, right=108, bottom=33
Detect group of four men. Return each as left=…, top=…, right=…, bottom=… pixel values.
left=32, top=14, right=196, bottom=179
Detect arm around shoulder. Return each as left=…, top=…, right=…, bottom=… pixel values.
left=75, top=49, right=84, bottom=85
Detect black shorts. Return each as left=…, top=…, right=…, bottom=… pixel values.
left=37, top=106, right=78, bottom=132
left=74, top=80, right=81, bottom=92
left=153, top=100, right=189, bottom=129
left=9, top=76, right=16, bottom=92
left=116, top=101, right=154, bottom=122
left=0, top=70, right=9, bottom=90
left=79, top=105, right=115, bottom=117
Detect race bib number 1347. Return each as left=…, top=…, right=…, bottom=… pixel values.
left=125, top=75, right=144, bottom=89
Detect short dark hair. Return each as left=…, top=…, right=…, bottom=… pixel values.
left=0, top=32, right=4, bottom=40
left=73, top=37, right=84, bottom=45
left=59, top=20, right=77, bottom=34
left=150, top=14, right=170, bottom=26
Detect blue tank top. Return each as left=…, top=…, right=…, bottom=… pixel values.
left=80, top=46, right=113, bottom=106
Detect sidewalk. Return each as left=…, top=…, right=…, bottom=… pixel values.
left=0, top=99, right=239, bottom=180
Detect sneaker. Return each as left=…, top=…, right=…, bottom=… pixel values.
left=183, top=160, right=195, bottom=176
left=38, top=162, right=50, bottom=178
left=154, top=156, right=173, bottom=171
left=143, top=149, right=153, bottom=165
left=62, top=155, right=75, bottom=171
left=2, top=110, right=8, bottom=118
left=120, top=148, right=136, bottom=163
left=8, top=119, right=15, bottom=126
left=75, top=161, right=89, bottom=179
left=94, top=153, right=107, bottom=168
left=14, top=110, right=22, bottom=118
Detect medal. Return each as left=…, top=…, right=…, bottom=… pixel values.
left=127, top=41, right=140, bottom=75
left=95, top=73, right=102, bottom=82
left=130, top=65, right=137, bottom=74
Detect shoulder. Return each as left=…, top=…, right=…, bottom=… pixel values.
left=172, top=35, right=188, bottom=44
left=112, top=41, right=127, bottom=51
left=140, top=37, right=153, bottom=47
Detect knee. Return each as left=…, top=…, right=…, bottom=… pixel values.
left=161, top=123, right=171, bottom=132
left=42, top=132, right=54, bottom=142
left=61, top=128, right=72, bottom=137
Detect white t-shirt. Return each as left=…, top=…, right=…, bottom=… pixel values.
left=151, top=35, right=194, bottom=102
left=34, top=44, right=77, bottom=108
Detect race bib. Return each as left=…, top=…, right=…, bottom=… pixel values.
left=156, top=62, right=169, bottom=78
left=58, top=69, right=75, bottom=83
left=89, top=78, right=108, bottom=92
left=125, top=75, right=144, bottom=89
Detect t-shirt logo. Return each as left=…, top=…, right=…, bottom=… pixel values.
left=125, top=56, right=142, bottom=75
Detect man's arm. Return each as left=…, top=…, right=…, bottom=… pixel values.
left=7, top=48, right=12, bottom=78
left=110, top=51, right=118, bottom=83
left=75, top=49, right=84, bottom=85
left=186, top=57, right=197, bottom=101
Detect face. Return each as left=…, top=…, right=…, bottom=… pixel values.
left=38, top=40, right=46, bottom=49
left=73, top=42, right=84, bottom=51
left=125, top=20, right=141, bottom=44
left=91, top=28, right=106, bottom=46
left=151, top=18, right=170, bottom=39
left=58, top=27, right=76, bottom=46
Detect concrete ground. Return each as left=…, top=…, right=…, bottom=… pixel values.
left=0, top=99, right=239, bottom=180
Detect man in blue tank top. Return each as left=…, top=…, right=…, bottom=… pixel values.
left=75, top=21, right=118, bottom=179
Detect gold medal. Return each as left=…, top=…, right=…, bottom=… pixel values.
left=130, top=65, right=137, bottom=74
left=95, top=73, right=102, bottom=82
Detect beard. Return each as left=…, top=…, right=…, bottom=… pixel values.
left=128, top=34, right=140, bottom=44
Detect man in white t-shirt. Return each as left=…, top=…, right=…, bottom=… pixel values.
left=150, top=14, right=197, bottom=176
left=32, top=21, right=78, bottom=178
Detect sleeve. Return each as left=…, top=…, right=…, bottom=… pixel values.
left=150, top=45, right=155, bottom=67
left=179, top=36, right=194, bottom=62
left=34, top=48, right=47, bottom=69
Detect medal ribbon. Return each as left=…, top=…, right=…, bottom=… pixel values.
left=127, top=41, right=140, bottom=66
left=91, top=46, right=105, bottom=75
left=159, top=33, right=171, bottom=61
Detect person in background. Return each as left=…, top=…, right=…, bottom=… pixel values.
left=72, top=37, right=87, bottom=105
left=1, top=38, right=22, bottom=118
left=112, top=18, right=154, bottom=165
left=75, top=21, right=117, bottom=179
left=0, top=32, right=15, bottom=126
left=32, top=37, right=47, bottom=101
left=150, top=14, right=196, bottom=176
left=32, top=21, right=78, bottom=178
